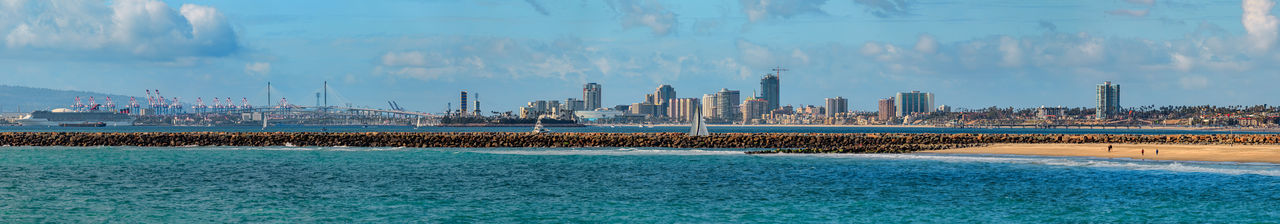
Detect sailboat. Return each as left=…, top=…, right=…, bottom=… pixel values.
left=532, top=118, right=551, bottom=133
left=689, top=107, right=710, bottom=136
left=261, top=112, right=268, bottom=130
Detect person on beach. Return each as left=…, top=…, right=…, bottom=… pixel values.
left=1156, top=149, right=1159, bottom=155
left=1108, top=145, right=1112, bottom=153
left=1141, top=149, right=1145, bottom=156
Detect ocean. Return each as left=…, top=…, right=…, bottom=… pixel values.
left=1, top=146, right=1277, bottom=223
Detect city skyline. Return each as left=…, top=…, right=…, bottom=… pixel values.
left=4, top=0, right=1280, bottom=112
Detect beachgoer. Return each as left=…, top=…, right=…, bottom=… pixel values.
left=1141, top=149, right=1145, bottom=155
left=1156, top=149, right=1159, bottom=155
left=1108, top=145, right=1112, bottom=153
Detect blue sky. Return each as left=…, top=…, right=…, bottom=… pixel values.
left=1, top=0, right=1276, bottom=112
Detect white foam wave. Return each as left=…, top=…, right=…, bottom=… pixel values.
left=476, top=148, right=745, bottom=156
left=796, top=154, right=1280, bottom=176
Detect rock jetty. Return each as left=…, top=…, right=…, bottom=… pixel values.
left=1, top=132, right=1278, bottom=153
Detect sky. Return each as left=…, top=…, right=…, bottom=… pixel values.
left=1, top=0, right=1278, bottom=112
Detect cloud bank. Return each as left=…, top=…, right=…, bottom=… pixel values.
left=0, top=0, right=240, bottom=60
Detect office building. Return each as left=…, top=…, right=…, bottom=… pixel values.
left=460, top=91, right=468, bottom=115
left=667, top=98, right=701, bottom=122
left=583, top=83, right=602, bottom=110
left=629, top=102, right=658, bottom=117
left=715, top=88, right=741, bottom=121
left=825, top=97, right=847, bottom=117
left=1096, top=81, right=1121, bottom=119
left=654, top=85, right=676, bottom=105
left=741, top=97, right=769, bottom=124
left=760, top=74, right=780, bottom=111
left=878, top=98, right=896, bottom=121
left=937, top=105, right=951, bottom=113
left=563, top=98, right=585, bottom=111
left=702, top=94, right=717, bottom=119
left=1037, top=106, right=1066, bottom=119
left=894, top=91, right=934, bottom=117
left=653, top=85, right=676, bottom=117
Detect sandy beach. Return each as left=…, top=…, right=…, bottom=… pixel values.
left=925, top=143, right=1280, bottom=164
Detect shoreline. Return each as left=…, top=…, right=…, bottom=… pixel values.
left=584, top=124, right=1280, bottom=132
left=923, top=143, right=1280, bottom=164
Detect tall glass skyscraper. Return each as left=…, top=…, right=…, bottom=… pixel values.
left=825, top=97, right=847, bottom=117
left=715, top=88, right=740, bottom=121
left=894, top=91, right=934, bottom=117
left=1096, top=81, right=1121, bottom=119
left=583, top=83, right=602, bottom=110
left=760, top=74, right=780, bottom=111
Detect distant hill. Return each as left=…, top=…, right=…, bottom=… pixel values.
left=0, top=85, right=134, bottom=113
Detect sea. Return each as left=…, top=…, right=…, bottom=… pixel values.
left=1, top=126, right=1278, bottom=222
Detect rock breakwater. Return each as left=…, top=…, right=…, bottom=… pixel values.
left=2, top=132, right=1279, bottom=153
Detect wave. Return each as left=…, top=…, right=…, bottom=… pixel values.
left=795, top=154, right=1280, bottom=176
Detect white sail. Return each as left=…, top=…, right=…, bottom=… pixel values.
left=689, top=107, right=710, bottom=136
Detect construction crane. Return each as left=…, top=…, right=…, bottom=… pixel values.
left=771, top=66, right=788, bottom=76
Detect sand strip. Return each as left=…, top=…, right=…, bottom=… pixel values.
left=923, top=143, right=1280, bottom=164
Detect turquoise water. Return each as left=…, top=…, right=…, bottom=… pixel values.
left=2, top=147, right=1278, bottom=222
left=2, top=125, right=1274, bottom=135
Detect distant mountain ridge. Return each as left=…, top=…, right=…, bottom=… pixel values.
left=0, top=85, right=134, bottom=113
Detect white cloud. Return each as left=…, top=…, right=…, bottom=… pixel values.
left=607, top=0, right=677, bottom=36
left=852, top=0, right=912, bottom=17
left=914, top=34, right=938, bottom=53
left=1105, top=9, right=1150, bottom=17
left=998, top=36, right=1023, bottom=67
left=1179, top=76, right=1209, bottom=89
left=0, top=0, right=239, bottom=60
left=244, top=62, right=271, bottom=76
left=1243, top=0, right=1278, bottom=54
left=740, top=0, right=828, bottom=22
left=381, top=51, right=428, bottom=67
left=1125, top=0, right=1156, bottom=6
left=740, top=0, right=912, bottom=22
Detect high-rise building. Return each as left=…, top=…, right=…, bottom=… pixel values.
left=653, top=85, right=676, bottom=117
left=654, top=85, right=676, bottom=104
left=715, top=88, right=740, bottom=121
left=460, top=91, right=468, bottom=115
left=629, top=102, right=658, bottom=117
left=825, top=97, right=847, bottom=117
left=667, top=98, right=701, bottom=122
left=878, top=97, right=896, bottom=121
left=1096, top=81, right=1121, bottom=119
left=583, top=83, right=602, bottom=110
left=741, top=97, right=769, bottom=124
left=563, top=98, right=585, bottom=111
left=894, top=91, right=934, bottom=117
left=760, top=74, right=780, bottom=111
left=702, top=94, right=717, bottom=119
